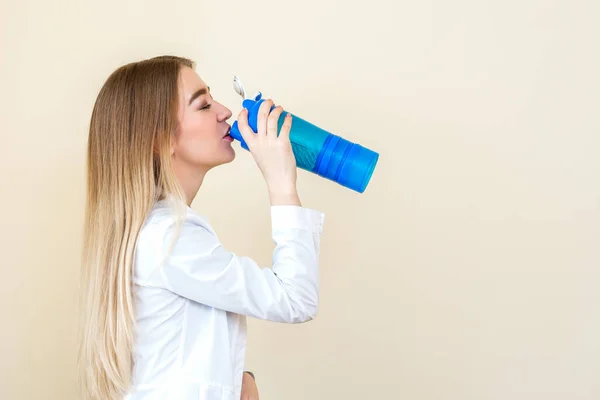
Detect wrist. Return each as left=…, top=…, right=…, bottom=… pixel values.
left=268, top=187, right=300, bottom=206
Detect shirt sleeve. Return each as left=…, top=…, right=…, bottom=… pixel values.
left=157, top=205, right=325, bottom=323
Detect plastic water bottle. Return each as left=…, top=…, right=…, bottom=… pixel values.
left=228, top=76, right=379, bottom=193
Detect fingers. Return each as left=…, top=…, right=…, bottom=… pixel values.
left=267, top=106, right=284, bottom=140
left=279, top=112, right=292, bottom=141
left=257, top=99, right=274, bottom=137
left=237, top=99, right=289, bottom=147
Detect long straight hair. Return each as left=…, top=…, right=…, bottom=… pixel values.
left=78, top=55, right=193, bottom=399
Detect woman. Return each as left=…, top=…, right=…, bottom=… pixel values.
left=78, top=55, right=325, bottom=400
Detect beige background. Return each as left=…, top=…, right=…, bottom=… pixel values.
left=1, top=0, right=599, bottom=399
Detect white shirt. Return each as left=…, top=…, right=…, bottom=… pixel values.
left=124, top=199, right=325, bottom=400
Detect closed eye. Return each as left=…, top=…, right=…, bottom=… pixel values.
left=198, top=103, right=212, bottom=111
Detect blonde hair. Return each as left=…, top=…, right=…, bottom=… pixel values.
left=78, top=55, right=194, bottom=399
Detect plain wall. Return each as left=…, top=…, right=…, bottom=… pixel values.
left=1, top=0, right=599, bottom=399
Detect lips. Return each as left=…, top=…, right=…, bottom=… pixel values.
left=223, top=126, right=233, bottom=142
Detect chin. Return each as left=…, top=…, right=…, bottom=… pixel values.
left=225, top=147, right=236, bottom=163
left=218, top=148, right=236, bottom=166
left=205, top=145, right=236, bottom=169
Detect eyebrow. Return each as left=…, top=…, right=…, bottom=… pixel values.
left=188, top=86, right=210, bottom=106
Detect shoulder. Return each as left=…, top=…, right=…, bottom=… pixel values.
left=140, top=199, right=215, bottom=238
left=135, top=200, right=217, bottom=279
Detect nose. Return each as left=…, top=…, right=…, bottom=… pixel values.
left=216, top=101, right=233, bottom=122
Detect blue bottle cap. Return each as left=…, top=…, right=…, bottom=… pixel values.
left=228, top=121, right=249, bottom=150
left=229, top=93, right=265, bottom=150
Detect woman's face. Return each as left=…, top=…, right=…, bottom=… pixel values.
left=172, top=66, right=235, bottom=172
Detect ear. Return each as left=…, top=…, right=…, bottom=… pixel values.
left=170, top=135, right=176, bottom=156
left=169, top=128, right=178, bottom=156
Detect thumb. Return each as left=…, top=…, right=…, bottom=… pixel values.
left=237, top=108, right=255, bottom=148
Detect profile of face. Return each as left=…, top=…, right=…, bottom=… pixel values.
left=171, top=66, right=235, bottom=174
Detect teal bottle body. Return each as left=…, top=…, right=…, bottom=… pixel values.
left=229, top=94, right=379, bottom=193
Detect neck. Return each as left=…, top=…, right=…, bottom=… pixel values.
left=172, top=161, right=208, bottom=206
